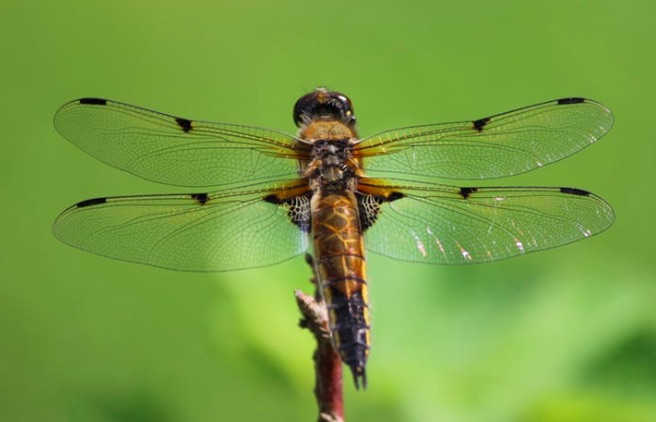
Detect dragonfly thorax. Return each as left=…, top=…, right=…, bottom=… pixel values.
left=305, top=139, right=360, bottom=193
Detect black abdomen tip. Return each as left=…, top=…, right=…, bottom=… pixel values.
left=350, top=365, right=367, bottom=390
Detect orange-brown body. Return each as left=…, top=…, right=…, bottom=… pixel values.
left=294, top=91, right=371, bottom=388
left=311, top=192, right=370, bottom=387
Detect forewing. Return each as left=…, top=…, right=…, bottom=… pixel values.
left=363, top=181, right=614, bottom=264
left=53, top=187, right=309, bottom=271
left=54, top=98, right=305, bottom=187
left=357, top=98, right=613, bottom=180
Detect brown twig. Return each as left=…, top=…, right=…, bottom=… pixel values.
left=295, top=255, right=344, bottom=422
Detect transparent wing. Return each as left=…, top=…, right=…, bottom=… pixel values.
left=357, top=98, right=613, bottom=180
left=363, top=180, right=614, bottom=264
left=54, top=98, right=306, bottom=187
left=53, top=187, right=309, bottom=271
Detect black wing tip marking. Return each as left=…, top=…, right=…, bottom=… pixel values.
left=78, top=98, right=108, bottom=105
left=175, top=117, right=193, bottom=133
left=472, top=116, right=491, bottom=132
left=191, top=193, right=209, bottom=205
left=459, top=187, right=479, bottom=198
left=557, top=97, right=586, bottom=105
left=560, top=187, right=591, bottom=196
left=76, top=197, right=107, bottom=208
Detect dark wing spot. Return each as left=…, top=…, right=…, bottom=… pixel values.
left=557, top=97, right=585, bottom=105
left=191, top=193, right=209, bottom=205
left=175, top=117, right=193, bottom=133
left=79, top=98, right=107, bottom=105
left=387, top=191, right=405, bottom=202
left=263, top=194, right=282, bottom=204
left=287, top=195, right=311, bottom=232
left=473, top=117, right=491, bottom=132
left=357, top=194, right=383, bottom=231
left=76, top=197, right=107, bottom=208
left=358, top=191, right=404, bottom=231
left=264, top=194, right=311, bottom=232
left=560, top=187, right=590, bottom=196
left=459, top=187, right=478, bottom=199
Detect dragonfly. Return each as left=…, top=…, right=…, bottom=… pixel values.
left=53, top=88, right=615, bottom=389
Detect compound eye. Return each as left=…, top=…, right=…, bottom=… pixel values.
left=292, top=89, right=356, bottom=127
left=293, top=91, right=320, bottom=126
left=336, top=94, right=352, bottom=110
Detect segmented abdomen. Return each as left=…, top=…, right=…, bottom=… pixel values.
left=311, top=192, right=370, bottom=389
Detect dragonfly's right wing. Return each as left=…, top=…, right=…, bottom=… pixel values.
left=357, top=98, right=613, bottom=180
left=359, top=178, right=614, bottom=264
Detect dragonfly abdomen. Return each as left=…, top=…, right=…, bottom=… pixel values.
left=311, top=192, right=371, bottom=389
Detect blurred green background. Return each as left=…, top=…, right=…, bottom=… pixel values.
left=1, top=1, right=654, bottom=421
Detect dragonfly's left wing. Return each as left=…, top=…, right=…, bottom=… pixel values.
left=360, top=179, right=614, bottom=264
left=53, top=185, right=310, bottom=271
left=356, top=98, right=613, bottom=180
left=54, top=98, right=306, bottom=188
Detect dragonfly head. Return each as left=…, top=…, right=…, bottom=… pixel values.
left=293, top=87, right=356, bottom=128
